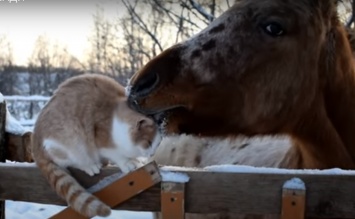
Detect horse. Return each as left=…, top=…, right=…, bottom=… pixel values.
left=127, top=0, right=355, bottom=218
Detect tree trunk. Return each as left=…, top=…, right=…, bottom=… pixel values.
left=0, top=101, right=7, bottom=219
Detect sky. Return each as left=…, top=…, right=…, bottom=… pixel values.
left=0, top=0, right=124, bottom=65
left=1, top=0, right=350, bottom=66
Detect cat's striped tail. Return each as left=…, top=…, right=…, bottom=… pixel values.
left=34, top=153, right=111, bottom=218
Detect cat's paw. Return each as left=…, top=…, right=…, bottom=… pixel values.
left=82, top=163, right=101, bottom=176
left=118, top=159, right=140, bottom=173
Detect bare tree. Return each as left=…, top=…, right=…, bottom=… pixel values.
left=85, top=0, right=232, bottom=85
left=28, top=35, right=83, bottom=96
left=87, top=5, right=114, bottom=74
left=0, top=35, right=15, bottom=95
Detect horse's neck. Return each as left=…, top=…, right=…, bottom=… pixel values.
left=289, top=26, right=355, bottom=169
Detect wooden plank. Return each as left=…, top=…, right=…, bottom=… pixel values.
left=281, top=178, right=306, bottom=219
left=0, top=102, right=6, bottom=219
left=50, top=162, right=161, bottom=219
left=5, top=132, right=33, bottom=162
left=161, top=182, right=185, bottom=219
left=2, top=164, right=355, bottom=218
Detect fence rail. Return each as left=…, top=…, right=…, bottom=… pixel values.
left=1, top=163, right=355, bottom=218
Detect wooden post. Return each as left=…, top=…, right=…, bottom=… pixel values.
left=281, top=177, right=306, bottom=219
left=0, top=101, right=6, bottom=219
left=5, top=132, right=33, bottom=162
left=50, top=161, right=161, bottom=219
left=161, top=182, right=185, bottom=219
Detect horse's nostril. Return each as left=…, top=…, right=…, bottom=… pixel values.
left=133, top=72, right=159, bottom=97
left=128, top=97, right=139, bottom=110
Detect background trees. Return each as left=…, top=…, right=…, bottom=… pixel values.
left=1, top=0, right=354, bottom=95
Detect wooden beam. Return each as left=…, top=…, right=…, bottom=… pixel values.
left=50, top=162, right=161, bottom=219
left=161, top=182, right=185, bottom=219
left=5, top=132, right=33, bottom=162
left=2, top=164, right=355, bottom=218
left=0, top=102, right=6, bottom=219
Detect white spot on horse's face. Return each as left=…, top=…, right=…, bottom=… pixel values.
left=125, top=85, right=132, bottom=97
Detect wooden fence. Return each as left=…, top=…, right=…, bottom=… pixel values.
left=2, top=100, right=355, bottom=219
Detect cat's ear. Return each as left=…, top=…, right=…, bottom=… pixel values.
left=136, top=119, right=148, bottom=130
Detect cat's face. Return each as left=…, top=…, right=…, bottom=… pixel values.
left=113, top=101, right=162, bottom=158
left=130, top=117, right=162, bottom=157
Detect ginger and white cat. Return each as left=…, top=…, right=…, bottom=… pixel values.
left=31, top=74, right=162, bottom=218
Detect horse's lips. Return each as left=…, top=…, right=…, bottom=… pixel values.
left=152, top=112, right=166, bottom=125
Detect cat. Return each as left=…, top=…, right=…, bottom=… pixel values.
left=31, top=74, right=162, bottom=218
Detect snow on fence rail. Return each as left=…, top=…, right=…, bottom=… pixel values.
left=3, top=95, right=50, bottom=101
left=3, top=95, right=50, bottom=128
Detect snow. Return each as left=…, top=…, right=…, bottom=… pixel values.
left=204, top=164, right=355, bottom=175
left=160, top=170, right=190, bottom=183
left=18, top=119, right=36, bottom=127
left=160, top=165, right=202, bottom=172
left=0, top=92, right=4, bottom=103
left=4, top=95, right=50, bottom=101
left=283, top=178, right=305, bottom=190
left=5, top=107, right=30, bottom=135
left=5, top=201, right=153, bottom=219
left=3, top=161, right=35, bottom=166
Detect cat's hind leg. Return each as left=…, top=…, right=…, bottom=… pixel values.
left=44, top=138, right=102, bottom=176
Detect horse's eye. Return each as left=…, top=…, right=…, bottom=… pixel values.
left=262, top=22, right=285, bottom=37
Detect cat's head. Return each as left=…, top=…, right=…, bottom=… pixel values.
left=113, top=101, right=162, bottom=158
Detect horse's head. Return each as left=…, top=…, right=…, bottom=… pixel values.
left=127, top=0, right=338, bottom=137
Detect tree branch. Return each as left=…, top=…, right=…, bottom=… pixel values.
left=122, top=0, right=164, bottom=52
left=151, top=0, right=201, bottom=29
left=188, top=0, right=215, bottom=22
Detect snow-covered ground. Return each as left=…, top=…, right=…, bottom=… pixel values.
left=6, top=201, right=154, bottom=219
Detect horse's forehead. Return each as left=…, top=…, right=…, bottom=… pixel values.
left=178, top=0, right=330, bottom=83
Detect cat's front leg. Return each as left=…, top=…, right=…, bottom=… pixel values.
left=115, top=158, right=142, bottom=173
left=100, top=148, right=141, bottom=173
left=81, top=163, right=102, bottom=176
